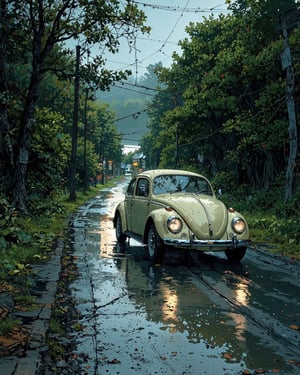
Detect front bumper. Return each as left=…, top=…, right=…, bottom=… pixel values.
left=163, top=234, right=251, bottom=250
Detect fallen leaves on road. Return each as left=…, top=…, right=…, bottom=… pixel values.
left=288, top=358, right=300, bottom=366
left=0, top=304, right=29, bottom=357
left=0, top=326, right=28, bottom=357
left=107, top=358, right=121, bottom=364
left=254, top=369, right=266, bottom=374
left=0, top=282, right=16, bottom=294
left=0, top=306, right=9, bottom=320
left=223, top=352, right=233, bottom=359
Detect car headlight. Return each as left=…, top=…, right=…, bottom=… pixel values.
left=232, top=217, right=246, bottom=234
left=167, top=216, right=183, bottom=234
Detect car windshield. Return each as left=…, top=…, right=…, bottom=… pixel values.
left=152, top=174, right=213, bottom=195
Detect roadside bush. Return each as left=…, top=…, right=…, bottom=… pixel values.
left=245, top=188, right=283, bottom=212
left=27, top=190, right=65, bottom=216
left=0, top=196, right=18, bottom=249
left=211, top=171, right=237, bottom=196
left=212, top=175, right=300, bottom=257
left=275, top=187, right=300, bottom=217
left=251, top=215, right=300, bottom=245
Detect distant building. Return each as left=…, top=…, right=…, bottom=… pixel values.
left=132, top=152, right=146, bottom=173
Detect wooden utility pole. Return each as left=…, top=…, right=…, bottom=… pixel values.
left=83, top=87, right=88, bottom=193
left=281, top=14, right=298, bottom=202
left=69, top=45, right=80, bottom=201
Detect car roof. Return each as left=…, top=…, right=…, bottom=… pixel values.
left=137, top=169, right=207, bottom=179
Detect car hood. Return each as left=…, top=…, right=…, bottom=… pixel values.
left=157, top=194, right=228, bottom=239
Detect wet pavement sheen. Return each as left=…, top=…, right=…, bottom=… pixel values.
left=67, top=180, right=300, bottom=375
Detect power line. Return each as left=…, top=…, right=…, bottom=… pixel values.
left=122, top=137, right=143, bottom=142
left=137, top=36, right=177, bottom=45
left=104, top=3, right=228, bottom=77
left=113, top=83, right=156, bottom=96
left=135, top=0, right=191, bottom=68
left=120, top=129, right=147, bottom=136
left=118, top=81, right=159, bottom=92
left=114, top=107, right=149, bottom=122
left=158, top=0, right=191, bottom=55
left=132, top=1, right=227, bottom=13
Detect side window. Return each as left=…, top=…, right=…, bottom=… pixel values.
left=136, top=178, right=149, bottom=197
left=153, top=175, right=168, bottom=194
left=127, top=179, right=136, bottom=196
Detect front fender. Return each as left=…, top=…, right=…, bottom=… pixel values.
left=113, top=202, right=127, bottom=233
left=145, top=208, right=186, bottom=243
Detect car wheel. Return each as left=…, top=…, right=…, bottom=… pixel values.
left=225, top=247, right=246, bottom=262
left=147, top=223, right=165, bottom=262
left=115, top=213, right=127, bottom=244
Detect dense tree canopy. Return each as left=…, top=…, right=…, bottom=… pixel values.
left=0, top=0, right=149, bottom=213
left=142, top=0, right=300, bottom=202
left=1, top=0, right=300, bottom=216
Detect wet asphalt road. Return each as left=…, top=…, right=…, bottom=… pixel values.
left=67, top=178, right=300, bottom=375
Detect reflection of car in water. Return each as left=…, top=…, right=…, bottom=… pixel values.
left=114, top=169, right=251, bottom=262
left=112, top=251, right=253, bottom=364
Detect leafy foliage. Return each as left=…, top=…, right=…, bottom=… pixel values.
left=0, top=197, right=19, bottom=249
left=142, top=0, right=299, bottom=194
left=138, top=0, right=300, bottom=253
left=0, top=0, right=150, bottom=213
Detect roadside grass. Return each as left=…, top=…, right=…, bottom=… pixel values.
left=0, top=186, right=97, bottom=283
left=0, top=318, right=20, bottom=336
left=211, top=173, right=300, bottom=259
left=215, top=186, right=300, bottom=260
left=247, top=212, right=300, bottom=259
left=0, top=178, right=122, bottom=337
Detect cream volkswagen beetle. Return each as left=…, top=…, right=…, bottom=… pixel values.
left=114, top=169, right=251, bottom=262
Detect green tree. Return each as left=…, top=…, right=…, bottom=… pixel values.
left=143, top=83, right=178, bottom=169
left=0, top=0, right=149, bottom=213
left=146, top=15, right=237, bottom=174
left=142, top=0, right=300, bottom=201
left=227, top=0, right=299, bottom=197
left=28, top=107, right=71, bottom=212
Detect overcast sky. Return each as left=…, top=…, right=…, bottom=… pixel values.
left=102, top=0, right=229, bottom=79
left=100, top=1, right=229, bottom=153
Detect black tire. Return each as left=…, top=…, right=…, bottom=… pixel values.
left=225, top=247, right=246, bottom=262
left=115, top=213, right=127, bottom=244
left=147, top=223, right=165, bottom=262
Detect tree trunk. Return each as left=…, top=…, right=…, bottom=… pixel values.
left=0, top=0, right=14, bottom=185
left=69, top=45, right=80, bottom=201
left=13, top=81, right=41, bottom=214
left=263, top=151, right=274, bottom=190
left=285, top=65, right=297, bottom=202
left=13, top=13, right=44, bottom=214
left=281, top=16, right=298, bottom=202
